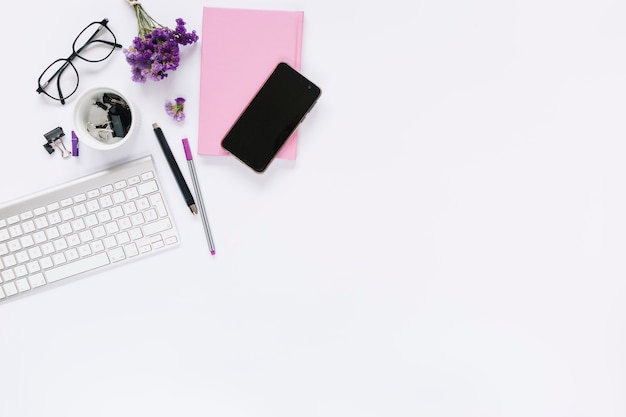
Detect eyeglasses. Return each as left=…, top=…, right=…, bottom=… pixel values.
left=36, top=18, right=122, bottom=105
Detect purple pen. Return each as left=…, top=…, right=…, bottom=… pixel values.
left=182, top=138, right=216, bottom=255
left=71, top=131, right=79, bottom=156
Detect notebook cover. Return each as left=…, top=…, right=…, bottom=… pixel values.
left=198, top=7, right=304, bottom=159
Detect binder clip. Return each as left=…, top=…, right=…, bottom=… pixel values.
left=43, top=126, right=72, bottom=158
left=86, top=93, right=132, bottom=143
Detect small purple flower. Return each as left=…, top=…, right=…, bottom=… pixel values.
left=165, top=97, right=186, bottom=121
left=124, top=2, right=199, bottom=83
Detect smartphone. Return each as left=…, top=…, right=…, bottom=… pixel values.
left=221, top=62, right=321, bottom=173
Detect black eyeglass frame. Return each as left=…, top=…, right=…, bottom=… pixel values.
left=36, top=18, right=122, bottom=105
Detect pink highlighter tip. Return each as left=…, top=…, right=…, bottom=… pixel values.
left=211, top=250, right=216, bottom=256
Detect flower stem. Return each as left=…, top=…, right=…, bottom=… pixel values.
left=128, top=1, right=163, bottom=38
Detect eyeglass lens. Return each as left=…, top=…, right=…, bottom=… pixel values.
left=37, top=20, right=119, bottom=104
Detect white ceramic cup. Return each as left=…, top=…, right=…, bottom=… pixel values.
left=73, top=87, right=137, bottom=151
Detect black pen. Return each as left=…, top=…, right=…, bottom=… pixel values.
left=152, top=123, right=198, bottom=214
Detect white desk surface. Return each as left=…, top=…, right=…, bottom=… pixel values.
left=3, top=0, right=626, bottom=415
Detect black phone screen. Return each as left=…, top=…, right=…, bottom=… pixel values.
left=220, top=62, right=321, bottom=173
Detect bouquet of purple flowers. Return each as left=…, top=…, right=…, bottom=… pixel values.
left=123, top=0, right=198, bottom=82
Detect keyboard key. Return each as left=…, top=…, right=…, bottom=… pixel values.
left=14, top=265, right=27, bottom=278
left=65, top=248, right=79, bottom=262
left=53, top=238, right=68, bottom=251
left=86, top=200, right=100, bottom=213
left=109, top=247, right=125, bottom=262
left=39, top=257, right=53, bottom=269
left=20, top=235, right=35, bottom=248
left=90, top=240, right=105, bottom=253
left=15, top=251, right=29, bottom=264
left=84, top=214, right=98, bottom=227
left=150, top=194, right=168, bottom=217
left=28, top=246, right=43, bottom=259
left=32, top=231, right=46, bottom=244
left=125, top=187, right=139, bottom=200
left=1, top=269, right=16, bottom=282
left=87, top=189, right=100, bottom=199
left=34, top=217, right=49, bottom=229
left=118, top=218, right=132, bottom=230
left=144, top=209, right=158, bottom=223
left=45, top=252, right=110, bottom=283
left=77, top=244, right=92, bottom=257
left=28, top=273, right=46, bottom=288
left=143, top=218, right=172, bottom=236
left=45, top=227, right=60, bottom=240
left=52, top=253, right=67, bottom=266
left=9, top=225, right=23, bottom=238
left=138, top=180, right=158, bottom=195
left=15, top=278, right=30, bottom=292
left=92, top=226, right=106, bottom=239
left=110, top=206, right=124, bottom=219
left=74, top=204, right=87, bottom=217
left=3, top=254, right=17, bottom=268
left=58, top=223, right=72, bottom=236
left=7, top=240, right=21, bottom=252
left=48, top=212, right=62, bottom=225
left=124, top=243, right=139, bottom=257
left=100, top=195, right=113, bottom=208
left=78, top=230, right=94, bottom=243
left=112, top=191, right=126, bottom=204
left=97, top=210, right=112, bottom=223
left=117, top=232, right=130, bottom=245
left=114, top=180, right=127, bottom=190
left=136, top=197, right=150, bottom=211
left=71, top=218, right=86, bottom=231
left=27, top=261, right=41, bottom=274
left=60, top=208, right=74, bottom=221
left=103, top=236, right=117, bottom=249
left=3, top=281, right=18, bottom=297
left=22, top=220, right=36, bottom=234
left=41, top=242, right=55, bottom=255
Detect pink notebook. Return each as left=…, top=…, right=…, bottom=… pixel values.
left=197, top=7, right=304, bottom=159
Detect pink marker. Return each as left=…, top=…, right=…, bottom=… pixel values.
left=182, top=138, right=216, bottom=255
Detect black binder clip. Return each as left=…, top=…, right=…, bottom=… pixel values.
left=43, top=126, right=71, bottom=158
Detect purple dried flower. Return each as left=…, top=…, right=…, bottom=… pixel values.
left=123, top=2, right=198, bottom=82
left=165, top=97, right=186, bottom=121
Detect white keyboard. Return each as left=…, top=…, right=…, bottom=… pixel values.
left=0, top=155, right=179, bottom=303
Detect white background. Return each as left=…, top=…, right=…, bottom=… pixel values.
left=2, top=0, right=626, bottom=415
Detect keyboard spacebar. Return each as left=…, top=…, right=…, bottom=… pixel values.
left=44, top=253, right=111, bottom=283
